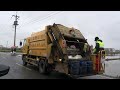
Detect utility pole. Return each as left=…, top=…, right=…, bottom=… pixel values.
left=12, top=12, right=20, bottom=47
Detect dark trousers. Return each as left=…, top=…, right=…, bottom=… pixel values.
left=94, top=48, right=104, bottom=54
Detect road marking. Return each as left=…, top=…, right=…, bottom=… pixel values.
left=16, top=63, right=32, bottom=71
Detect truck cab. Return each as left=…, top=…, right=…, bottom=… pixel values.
left=22, top=37, right=30, bottom=55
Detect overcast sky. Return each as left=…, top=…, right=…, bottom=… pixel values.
left=0, top=11, right=120, bottom=49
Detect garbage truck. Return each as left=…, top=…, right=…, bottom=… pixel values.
left=21, top=23, right=105, bottom=78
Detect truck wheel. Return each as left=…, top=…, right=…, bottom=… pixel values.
left=39, top=60, right=46, bottom=74
left=23, top=56, right=27, bottom=66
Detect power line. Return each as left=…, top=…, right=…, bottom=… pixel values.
left=19, top=11, right=61, bottom=29
left=17, top=11, right=57, bottom=29
left=27, top=11, right=64, bottom=31
left=21, top=11, right=56, bottom=22
left=27, top=11, right=62, bottom=24
left=18, top=11, right=63, bottom=29
left=18, top=11, right=56, bottom=28
left=28, top=11, right=63, bottom=25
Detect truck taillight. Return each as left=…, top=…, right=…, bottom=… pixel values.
left=62, top=40, right=66, bottom=48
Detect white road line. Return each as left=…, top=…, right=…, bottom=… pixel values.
left=16, top=63, right=32, bottom=71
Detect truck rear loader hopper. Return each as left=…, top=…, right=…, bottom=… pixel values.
left=21, top=23, right=105, bottom=78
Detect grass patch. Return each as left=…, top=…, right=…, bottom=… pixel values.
left=0, top=49, right=22, bottom=53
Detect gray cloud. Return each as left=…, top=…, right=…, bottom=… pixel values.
left=0, top=11, right=120, bottom=49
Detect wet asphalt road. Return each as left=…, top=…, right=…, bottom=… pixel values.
left=0, top=52, right=72, bottom=79
left=0, top=52, right=115, bottom=79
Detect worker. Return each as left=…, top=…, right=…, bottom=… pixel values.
left=11, top=47, right=13, bottom=53
left=93, top=37, right=104, bottom=54
left=90, top=45, right=93, bottom=54
left=83, top=43, right=88, bottom=53
left=83, top=39, right=90, bottom=58
left=11, top=46, right=16, bottom=55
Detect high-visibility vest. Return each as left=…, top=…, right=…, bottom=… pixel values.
left=93, top=40, right=104, bottom=53
left=96, top=40, right=104, bottom=48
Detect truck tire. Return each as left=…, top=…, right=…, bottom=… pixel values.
left=39, top=60, right=46, bottom=74
left=45, top=64, right=52, bottom=75
left=22, top=56, right=27, bottom=66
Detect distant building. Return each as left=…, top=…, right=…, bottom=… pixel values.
left=115, top=50, right=120, bottom=52
left=105, top=48, right=115, bottom=52
left=105, top=48, right=117, bottom=55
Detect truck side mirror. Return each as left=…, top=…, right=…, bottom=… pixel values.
left=20, top=41, right=22, bottom=46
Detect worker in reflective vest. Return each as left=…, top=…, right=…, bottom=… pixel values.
left=82, top=39, right=91, bottom=59
left=93, top=37, right=104, bottom=54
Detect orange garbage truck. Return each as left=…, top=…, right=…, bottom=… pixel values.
left=21, top=23, right=105, bottom=78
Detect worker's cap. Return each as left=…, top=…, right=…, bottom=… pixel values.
left=95, top=37, right=99, bottom=41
